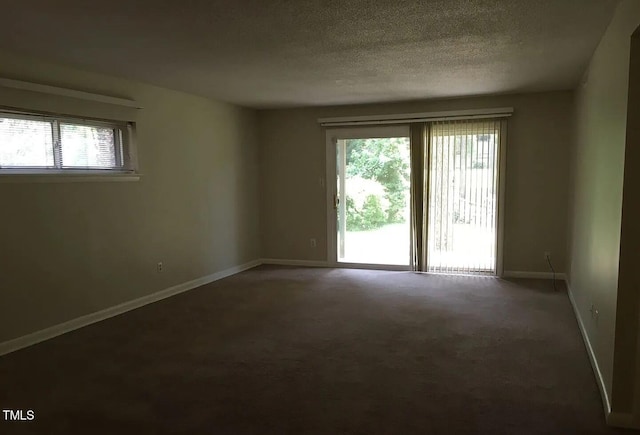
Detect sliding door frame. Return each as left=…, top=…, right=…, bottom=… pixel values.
left=324, top=120, right=506, bottom=276
left=495, top=121, right=507, bottom=277
left=325, top=126, right=412, bottom=270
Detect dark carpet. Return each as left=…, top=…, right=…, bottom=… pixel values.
left=0, top=265, right=632, bottom=434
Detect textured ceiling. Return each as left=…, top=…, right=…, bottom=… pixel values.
left=0, top=0, right=620, bottom=108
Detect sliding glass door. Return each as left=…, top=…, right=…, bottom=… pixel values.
left=326, top=119, right=504, bottom=275
left=328, top=126, right=411, bottom=267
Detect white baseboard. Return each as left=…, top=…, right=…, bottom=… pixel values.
left=565, top=280, right=613, bottom=420
left=0, top=259, right=262, bottom=357
left=503, top=270, right=567, bottom=280
left=566, top=279, right=640, bottom=429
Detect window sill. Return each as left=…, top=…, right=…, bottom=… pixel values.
left=0, top=171, right=141, bottom=183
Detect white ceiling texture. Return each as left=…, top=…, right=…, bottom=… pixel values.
left=0, top=0, right=620, bottom=108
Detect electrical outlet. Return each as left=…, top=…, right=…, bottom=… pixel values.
left=310, top=238, right=317, bottom=248
left=157, top=262, right=163, bottom=273
left=544, top=251, right=551, bottom=259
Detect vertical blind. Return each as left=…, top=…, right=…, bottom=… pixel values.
left=425, top=119, right=501, bottom=275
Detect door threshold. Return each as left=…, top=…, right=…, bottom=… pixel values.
left=333, top=262, right=411, bottom=271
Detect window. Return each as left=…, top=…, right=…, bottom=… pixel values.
left=0, top=110, right=136, bottom=174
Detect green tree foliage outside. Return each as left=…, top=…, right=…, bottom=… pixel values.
left=346, top=195, right=387, bottom=230
left=345, top=138, right=410, bottom=231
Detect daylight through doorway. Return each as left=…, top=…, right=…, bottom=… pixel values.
left=336, top=136, right=411, bottom=266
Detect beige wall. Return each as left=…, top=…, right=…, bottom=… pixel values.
left=567, top=0, right=640, bottom=416
left=0, top=50, right=260, bottom=342
left=258, top=92, right=573, bottom=273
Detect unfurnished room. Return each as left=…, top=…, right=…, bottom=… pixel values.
left=1, top=1, right=640, bottom=434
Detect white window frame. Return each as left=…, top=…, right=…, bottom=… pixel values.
left=0, top=108, right=139, bottom=182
